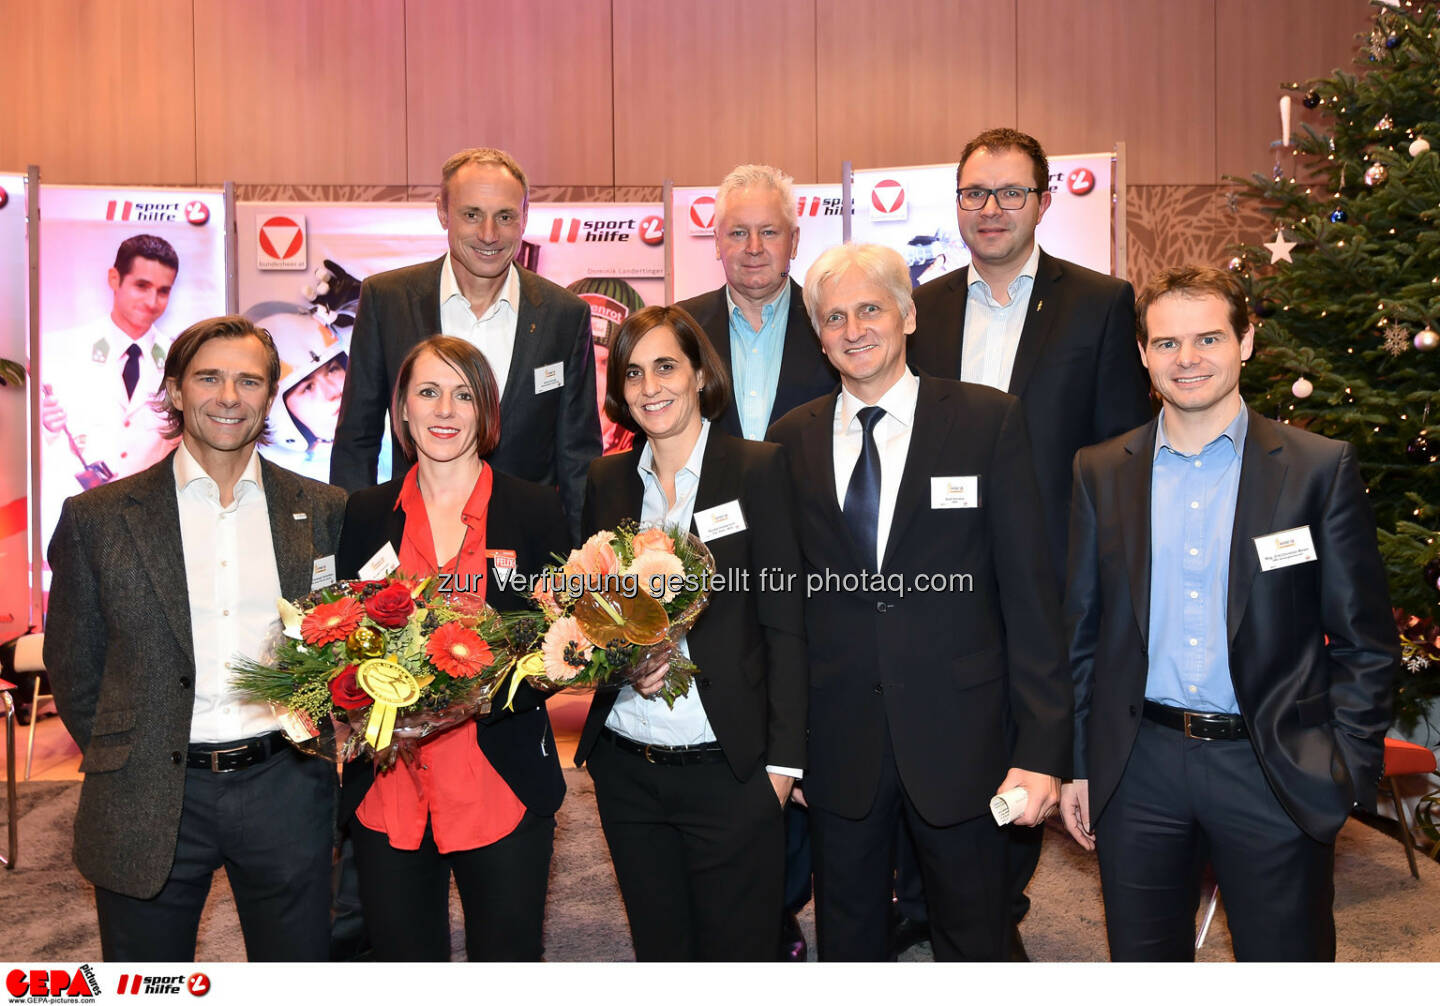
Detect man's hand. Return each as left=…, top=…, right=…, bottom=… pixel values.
left=995, top=767, right=1060, bottom=827
left=1059, top=779, right=1095, bottom=851
left=790, top=783, right=807, bottom=808
left=768, top=772, right=794, bottom=806
left=41, top=388, right=67, bottom=434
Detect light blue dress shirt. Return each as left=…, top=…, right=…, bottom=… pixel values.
left=1145, top=406, right=1248, bottom=714
left=726, top=283, right=790, bottom=441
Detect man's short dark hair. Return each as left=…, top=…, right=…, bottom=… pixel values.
left=155, top=315, right=280, bottom=438
left=604, top=305, right=731, bottom=435
left=956, top=128, right=1050, bottom=193
left=114, top=234, right=179, bottom=279
left=1135, top=266, right=1251, bottom=348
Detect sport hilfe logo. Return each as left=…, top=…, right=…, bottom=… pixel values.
left=688, top=196, right=716, bottom=236
left=1066, top=167, right=1096, bottom=196
left=869, top=180, right=907, bottom=220
left=638, top=215, right=664, bottom=246
left=183, top=201, right=210, bottom=226
left=105, top=200, right=181, bottom=223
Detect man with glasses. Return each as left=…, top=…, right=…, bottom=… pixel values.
left=908, top=127, right=1151, bottom=960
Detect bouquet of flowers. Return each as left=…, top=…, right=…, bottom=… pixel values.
left=500, top=521, right=715, bottom=708
left=231, top=576, right=509, bottom=763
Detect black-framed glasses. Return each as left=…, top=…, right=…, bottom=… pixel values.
left=956, top=186, right=1042, bottom=211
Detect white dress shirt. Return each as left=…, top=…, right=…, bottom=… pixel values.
left=960, top=242, right=1041, bottom=392
left=174, top=443, right=285, bottom=743
left=831, top=369, right=920, bottom=572
left=439, top=255, right=520, bottom=398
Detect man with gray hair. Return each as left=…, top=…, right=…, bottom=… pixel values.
left=767, top=243, right=1070, bottom=960
left=677, top=163, right=836, bottom=442
left=331, top=146, right=599, bottom=540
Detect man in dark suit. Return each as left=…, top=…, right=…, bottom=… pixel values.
left=46, top=316, right=347, bottom=961
left=330, top=146, right=599, bottom=539
left=677, top=163, right=837, bottom=959
left=676, top=163, right=837, bottom=441
left=769, top=243, right=1070, bottom=961
left=907, top=127, right=1152, bottom=957
left=1060, top=266, right=1398, bottom=960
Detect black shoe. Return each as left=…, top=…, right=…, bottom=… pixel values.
left=1008, top=923, right=1029, bottom=962
left=779, top=911, right=807, bottom=962
left=891, top=913, right=931, bottom=957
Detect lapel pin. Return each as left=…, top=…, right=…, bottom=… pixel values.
left=1034, top=299, right=1044, bottom=313
left=529, top=323, right=536, bottom=334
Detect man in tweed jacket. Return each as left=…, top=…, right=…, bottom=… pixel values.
left=46, top=315, right=346, bottom=962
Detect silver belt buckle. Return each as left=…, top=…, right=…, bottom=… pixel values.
left=208, top=743, right=250, bottom=772
left=1182, top=712, right=1211, bottom=742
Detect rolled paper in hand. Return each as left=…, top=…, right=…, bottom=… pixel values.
left=990, top=786, right=1029, bottom=826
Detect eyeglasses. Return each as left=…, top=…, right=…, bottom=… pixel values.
left=956, top=186, right=1042, bottom=211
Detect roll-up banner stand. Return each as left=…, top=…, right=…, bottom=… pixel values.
left=851, top=152, right=1117, bottom=286
left=0, top=172, right=30, bottom=633
left=668, top=183, right=846, bottom=304
left=35, top=185, right=227, bottom=585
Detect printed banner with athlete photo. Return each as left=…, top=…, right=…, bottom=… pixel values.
left=851, top=153, right=1117, bottom=286
left=0, top=174, right=30, bottom=630
left=36, top=185, right=226, bottom=570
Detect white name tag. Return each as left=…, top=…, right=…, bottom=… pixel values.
left=534, top=361, right=564, bottom=394
left=931, top=475, right=979, bottom=509
left=1254, top=525, right=1317, bottom=571
left=359, top=542, right=400, bottom=580
left=693, top=500, right=747, bottom=542
left=310, top=554, right=336, bottom=590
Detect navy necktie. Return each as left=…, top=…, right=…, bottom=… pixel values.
left=843, top=406, right=886, bottom=569
left=122, top=343, right=141, bottom=400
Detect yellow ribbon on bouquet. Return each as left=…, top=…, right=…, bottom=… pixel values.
left=356, top=658, right=421, bottom=752
left=502, top=652, right=547, bottom=711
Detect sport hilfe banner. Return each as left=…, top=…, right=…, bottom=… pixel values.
left=37, top=185, right=226, bottom=574
left=0, top=173, right=29, bottom=633
left=668, top=184, right=846, bottom=304
left=850, top=153, right=1116, bottom=285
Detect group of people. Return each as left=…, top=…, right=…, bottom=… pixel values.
left=44, top=132, right=1399, bottom=965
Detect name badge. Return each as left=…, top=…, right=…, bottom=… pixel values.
left=359, top=542, right=400, bottom=580
left=487, top=548, right=518, bottom=590
left=311, top=554, right=337, bottom=590
left=693, top=500, right=747, bottom=542
left=534, top=362, right=564, bottom=394
left=1253, top=525, right=1318, bottom=571
left=931, top=475, right=979, bottom=509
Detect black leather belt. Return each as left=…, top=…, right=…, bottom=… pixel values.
left=187, top=731, right=286, bottom=772
left=1143, top=701, right=1248, bottom=741
left=600, top=727, right=727, bottom=766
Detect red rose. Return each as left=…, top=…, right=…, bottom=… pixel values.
left=364, top=583, right=415, bottom=628
left=328, top=665, right=372, bottom=711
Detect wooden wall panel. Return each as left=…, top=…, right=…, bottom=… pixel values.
left=405, top=0, right=614, bottom=189
left=1017, top=0, right=1216, bottom=185
left=613, top=0, right=818, bottom=185
left=816, top=0, right=1016, bottom=176
left=1215, top=0, right=1374, bottom=181
left=193, top=0, right=407, bottom=185
left=0, top=0, right=197, bottom=184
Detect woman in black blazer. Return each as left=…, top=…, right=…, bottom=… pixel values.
left=574, top=305, right=807, bottom=961
left=335, top=336, right=568, bottom=962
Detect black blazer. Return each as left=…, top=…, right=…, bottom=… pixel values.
left=676, top=279, right=838, bottom=438
left=330, top=255, right=601, bottom=542
left=573, top=430, right=808, bottom=780
left=1066, top=411, right=1399, bottom=842
left=909, top=251, right=1153, bottom=585
left=768, top=376, right=1071, bottom=826
left=334, top=467, right=571, bottom=822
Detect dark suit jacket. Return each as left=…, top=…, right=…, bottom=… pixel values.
left=45, top=453, right=346, bottom=899
left=768, top=376, right=1071, bottom=826
left=330, top=255, right=601, bottom=541
left=1066, top=410, right=1399, bottom=842
left=573, top=431, right=808, bottom=781
left=909, top=251, right=1152, bottom=584
left=334, top=468, right=569, bottom=822
left=676, top=280, right=838, bottom=438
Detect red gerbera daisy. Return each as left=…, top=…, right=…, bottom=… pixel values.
left=301, top=597, right=364, bottom=646
left=426, top=622, right=495, bottom=679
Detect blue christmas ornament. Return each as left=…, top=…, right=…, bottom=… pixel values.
left=1329, top=208, right=1348, bottom=223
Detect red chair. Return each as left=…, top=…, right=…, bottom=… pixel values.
left=1382, top=737, right=1439, bottom=879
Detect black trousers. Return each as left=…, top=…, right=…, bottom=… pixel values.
left=586, top=734, right=784, bottom=961
left=350, top=811, right=554, bottom=961
left=94, top=745, right=334, bottom=962
left=810, top=729, right=1007, bottom=962
left=1095, top=718, right=1336, bottom=961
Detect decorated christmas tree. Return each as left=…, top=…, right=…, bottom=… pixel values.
left=1231, top=0, right=1439, bottom=731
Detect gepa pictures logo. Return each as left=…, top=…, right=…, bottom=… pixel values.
left=6, top=966, right=100, bottom=1002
